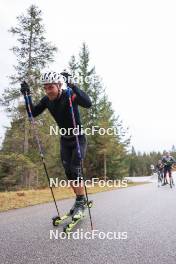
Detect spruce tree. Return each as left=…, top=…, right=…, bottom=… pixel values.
left=69, top=43, right=130, bottom=179
left=0, top=5, right=58, bottom=189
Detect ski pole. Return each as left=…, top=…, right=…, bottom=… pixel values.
left=23, top=92, right=61, bottom=219
left=66, top=87, right=94, bottom=230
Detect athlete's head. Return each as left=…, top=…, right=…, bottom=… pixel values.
left=41, top=72, right=63, bottom=101
left=166, top=151, right=170, bottom=157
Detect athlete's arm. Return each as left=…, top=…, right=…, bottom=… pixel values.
left=71, top=85, right=92, bottom=108
left=24, top=95, right=47, bottom=117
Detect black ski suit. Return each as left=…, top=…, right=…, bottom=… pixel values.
left=25, top=86, right=92, bottom=180
left=161, top=155, right=176, bottom=178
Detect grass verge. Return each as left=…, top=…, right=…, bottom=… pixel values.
left=0, top=182, right=149, bottom=212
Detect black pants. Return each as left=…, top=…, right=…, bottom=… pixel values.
left=60, top=135, right=87, bottom=180
left=164, top=167, right=172, bottom=178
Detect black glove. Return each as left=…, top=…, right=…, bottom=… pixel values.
left=60, top=70, right=74, bottom=88
left=20, top=81, right=30, bottom=95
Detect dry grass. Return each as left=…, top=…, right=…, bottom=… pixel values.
left=0, top=182, right=147, bottom=212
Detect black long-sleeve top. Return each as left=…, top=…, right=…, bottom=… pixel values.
left=161, top=155, right=176, bottom=168
left=25, top=86, right=92, bottom=136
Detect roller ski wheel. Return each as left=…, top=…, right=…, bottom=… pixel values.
left=52, top=214, right=70, bottom=227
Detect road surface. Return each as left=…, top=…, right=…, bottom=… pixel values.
left=0, top=182, right=176, bottom=264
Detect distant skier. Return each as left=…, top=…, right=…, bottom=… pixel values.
left=155, top=160, right=164, bottom=186
left=161, top=152, right=176, bottom=185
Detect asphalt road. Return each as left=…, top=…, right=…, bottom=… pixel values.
left=0, top=182, right=176, bottom=264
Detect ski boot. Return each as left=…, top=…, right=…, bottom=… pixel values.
left=72, top=198, right=86, bottom=220
left=63, top=199, right=93, bottom=234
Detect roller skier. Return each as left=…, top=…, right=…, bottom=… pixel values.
left=20, top=71, right=93, bottom=226
left=161, top=152, right=176, bottom=187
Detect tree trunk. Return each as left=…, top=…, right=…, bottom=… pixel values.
left=23, top=116, right=29, bottom=188
left=24, top=116, right=29, bottom=153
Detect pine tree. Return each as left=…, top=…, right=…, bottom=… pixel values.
left=0, top=5, right=58, bottom=190
left=69, top=43, right=130, bottom=179
left=1, top=5, right=57, bottom=108
left=69, top=55, right=79, bottom=77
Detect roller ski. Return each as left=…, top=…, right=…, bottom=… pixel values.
left=52, top=213, right=71, bottom=227
left=52, top=198, right=93, bottom=227
left=20, top=75, right=94, bottom=232
left=52, top=199, right=79, bottom=226
left=63, top=200, right=93, bottom=234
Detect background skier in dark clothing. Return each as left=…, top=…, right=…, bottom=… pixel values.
left=155, top=160, right=164, bottom=186
left=161, top=152, right=176, bottom=185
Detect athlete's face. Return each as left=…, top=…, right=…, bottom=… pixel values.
left=44, top=83, right=62, bottom=101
